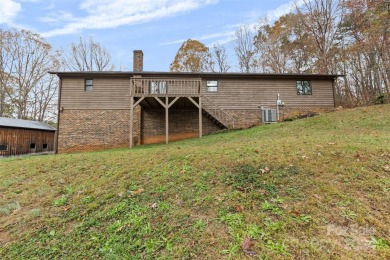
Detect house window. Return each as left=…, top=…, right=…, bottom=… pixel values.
left=43, top=143, right=48, bottom=150
left=30, top=143, right=36, bottom=149
left=149, top=81, right=167, bottom=94
left=85, top=79, right=93, bottom=92
left=297, top=81, right=312, bottom=95
left=0, top=144, right=8, bottom=151
left=207, top=81, right=218, bottom=92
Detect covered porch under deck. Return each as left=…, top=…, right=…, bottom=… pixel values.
left=129, top=77, right=204, bottom=147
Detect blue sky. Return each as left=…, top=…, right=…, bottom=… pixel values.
left=0, top=0, right=303, bottom=71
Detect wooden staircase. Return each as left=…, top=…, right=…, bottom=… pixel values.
left=201, top=96, right=236, bottom=129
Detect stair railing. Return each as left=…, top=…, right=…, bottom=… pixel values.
left=202, top=96, right=236, bottom=129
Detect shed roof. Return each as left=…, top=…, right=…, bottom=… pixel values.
left=0, top=117, right=56, bottom=131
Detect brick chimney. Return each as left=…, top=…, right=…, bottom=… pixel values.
left=133, top=50, right=143, bottom=72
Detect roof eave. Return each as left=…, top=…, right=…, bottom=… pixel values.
left=49, top=71, right=343, bottom=80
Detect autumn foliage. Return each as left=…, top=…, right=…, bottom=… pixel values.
left=170, top=39, right=213, bottom=72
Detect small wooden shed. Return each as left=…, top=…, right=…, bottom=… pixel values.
left=0, top=117, right=56, bottom=157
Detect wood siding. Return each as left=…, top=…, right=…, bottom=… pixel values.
left=60, top=76, right=334, bottom=110
left=60, top=77, right=131, bottom=109
left=0, top=127, right=55, bottom=156
left=202, top=79, right=335, bottom=109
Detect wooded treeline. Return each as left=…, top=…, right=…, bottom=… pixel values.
left=171, top=0, right=390, bottom=106
left=0, top=0, right=388, bottom=122
left=254, top=0, right=390, bottom=106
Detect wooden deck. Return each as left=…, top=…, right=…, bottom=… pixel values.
left=131, top=78, right=201, bottom=97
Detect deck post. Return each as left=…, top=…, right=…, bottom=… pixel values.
left=165, top=97, right=169, bottom=144
left=199, top=96, right=202, bottom=138
left=130, top=96, right=134, bottom=148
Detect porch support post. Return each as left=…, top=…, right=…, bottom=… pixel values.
left=165, top=96, right=169, bottom=144
left=130, top=96, right=134, bottom=148
left=188, top=97, right=202, bottom=139
left=199, top=96, right=202, bottom=138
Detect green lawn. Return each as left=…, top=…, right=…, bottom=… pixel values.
left=1, top=104, right=389, bottom=259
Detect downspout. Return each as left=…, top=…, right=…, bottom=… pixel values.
left=54, top=76, right=62, bottom=154
left=332, top=77, right=337, bottom=108
left=276, top=93, right=280, bottom=122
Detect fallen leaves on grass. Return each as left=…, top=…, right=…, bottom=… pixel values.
left=260, top=167, right=270, bottom=174
left=235, top=205, right=244, bottom=212
left=62, top=206, right=70, bottom=211
left=290, top=210, right=300, bottom=217
left=241, top=237, right=257, bottom=255
left=130, top=188, right=144, bottom=196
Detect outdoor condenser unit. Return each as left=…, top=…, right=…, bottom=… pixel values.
left=262, top=108, right=277, bottom=123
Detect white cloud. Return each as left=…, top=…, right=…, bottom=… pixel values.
left=267, top=0, right=305, bottom=21
left=160, top=31, right=235, bottom=46
left=160, top=0, right=307, bottom=48
left=160, top=38, right=188, bottom=46
left=0, top=0, right=21, bottom=24
left=39, top=11, right=75, bottom=24
left=41, top=0, right=219, bottom=37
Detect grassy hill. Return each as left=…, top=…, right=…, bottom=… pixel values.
left=1, top=105, right=389, bottom=259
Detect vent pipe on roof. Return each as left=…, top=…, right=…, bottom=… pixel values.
left=133, top=50, right=143, bottom=72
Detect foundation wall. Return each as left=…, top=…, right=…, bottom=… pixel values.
left=58, top=108, right=140, bottom=153
left=227, top=106, right=334, bottom=128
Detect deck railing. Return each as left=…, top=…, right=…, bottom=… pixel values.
left=131, top=78, right=201, bottom=97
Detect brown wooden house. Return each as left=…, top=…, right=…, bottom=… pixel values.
left=52, top=50, right=340, bottom=153
left=0, top=117, right=56, bottom=157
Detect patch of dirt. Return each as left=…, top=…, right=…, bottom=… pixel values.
left=0, top=229, right=11, bottom=244
left=326, top=223, right=375, bottom=251
left=143, top=133, right=199, bottom=144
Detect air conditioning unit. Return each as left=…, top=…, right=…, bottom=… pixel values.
left=262, top=108, right=277, bottom=123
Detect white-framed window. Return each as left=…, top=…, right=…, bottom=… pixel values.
left=85, top=79, right=93, bottom=92
left=149, top=81, right=167, bottom=94
left=207, top=80, right=218, bottom=92
left=297, top=80, right=312, bottom=95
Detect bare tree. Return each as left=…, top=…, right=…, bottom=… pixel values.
left=30, top=69, right=59, bottom=121
left=233, top=25, right=257, bottom=73
left=0, top=28, right=59, bottom=120
left=0, top=29, right=17, bottom=117
left=296, top=0, right=342, bottom=73
left=61, top=37, right=115, bottom=71
left=6, top=30, right=57, bottom=119
left=212, top=44, right=230, bottom=73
